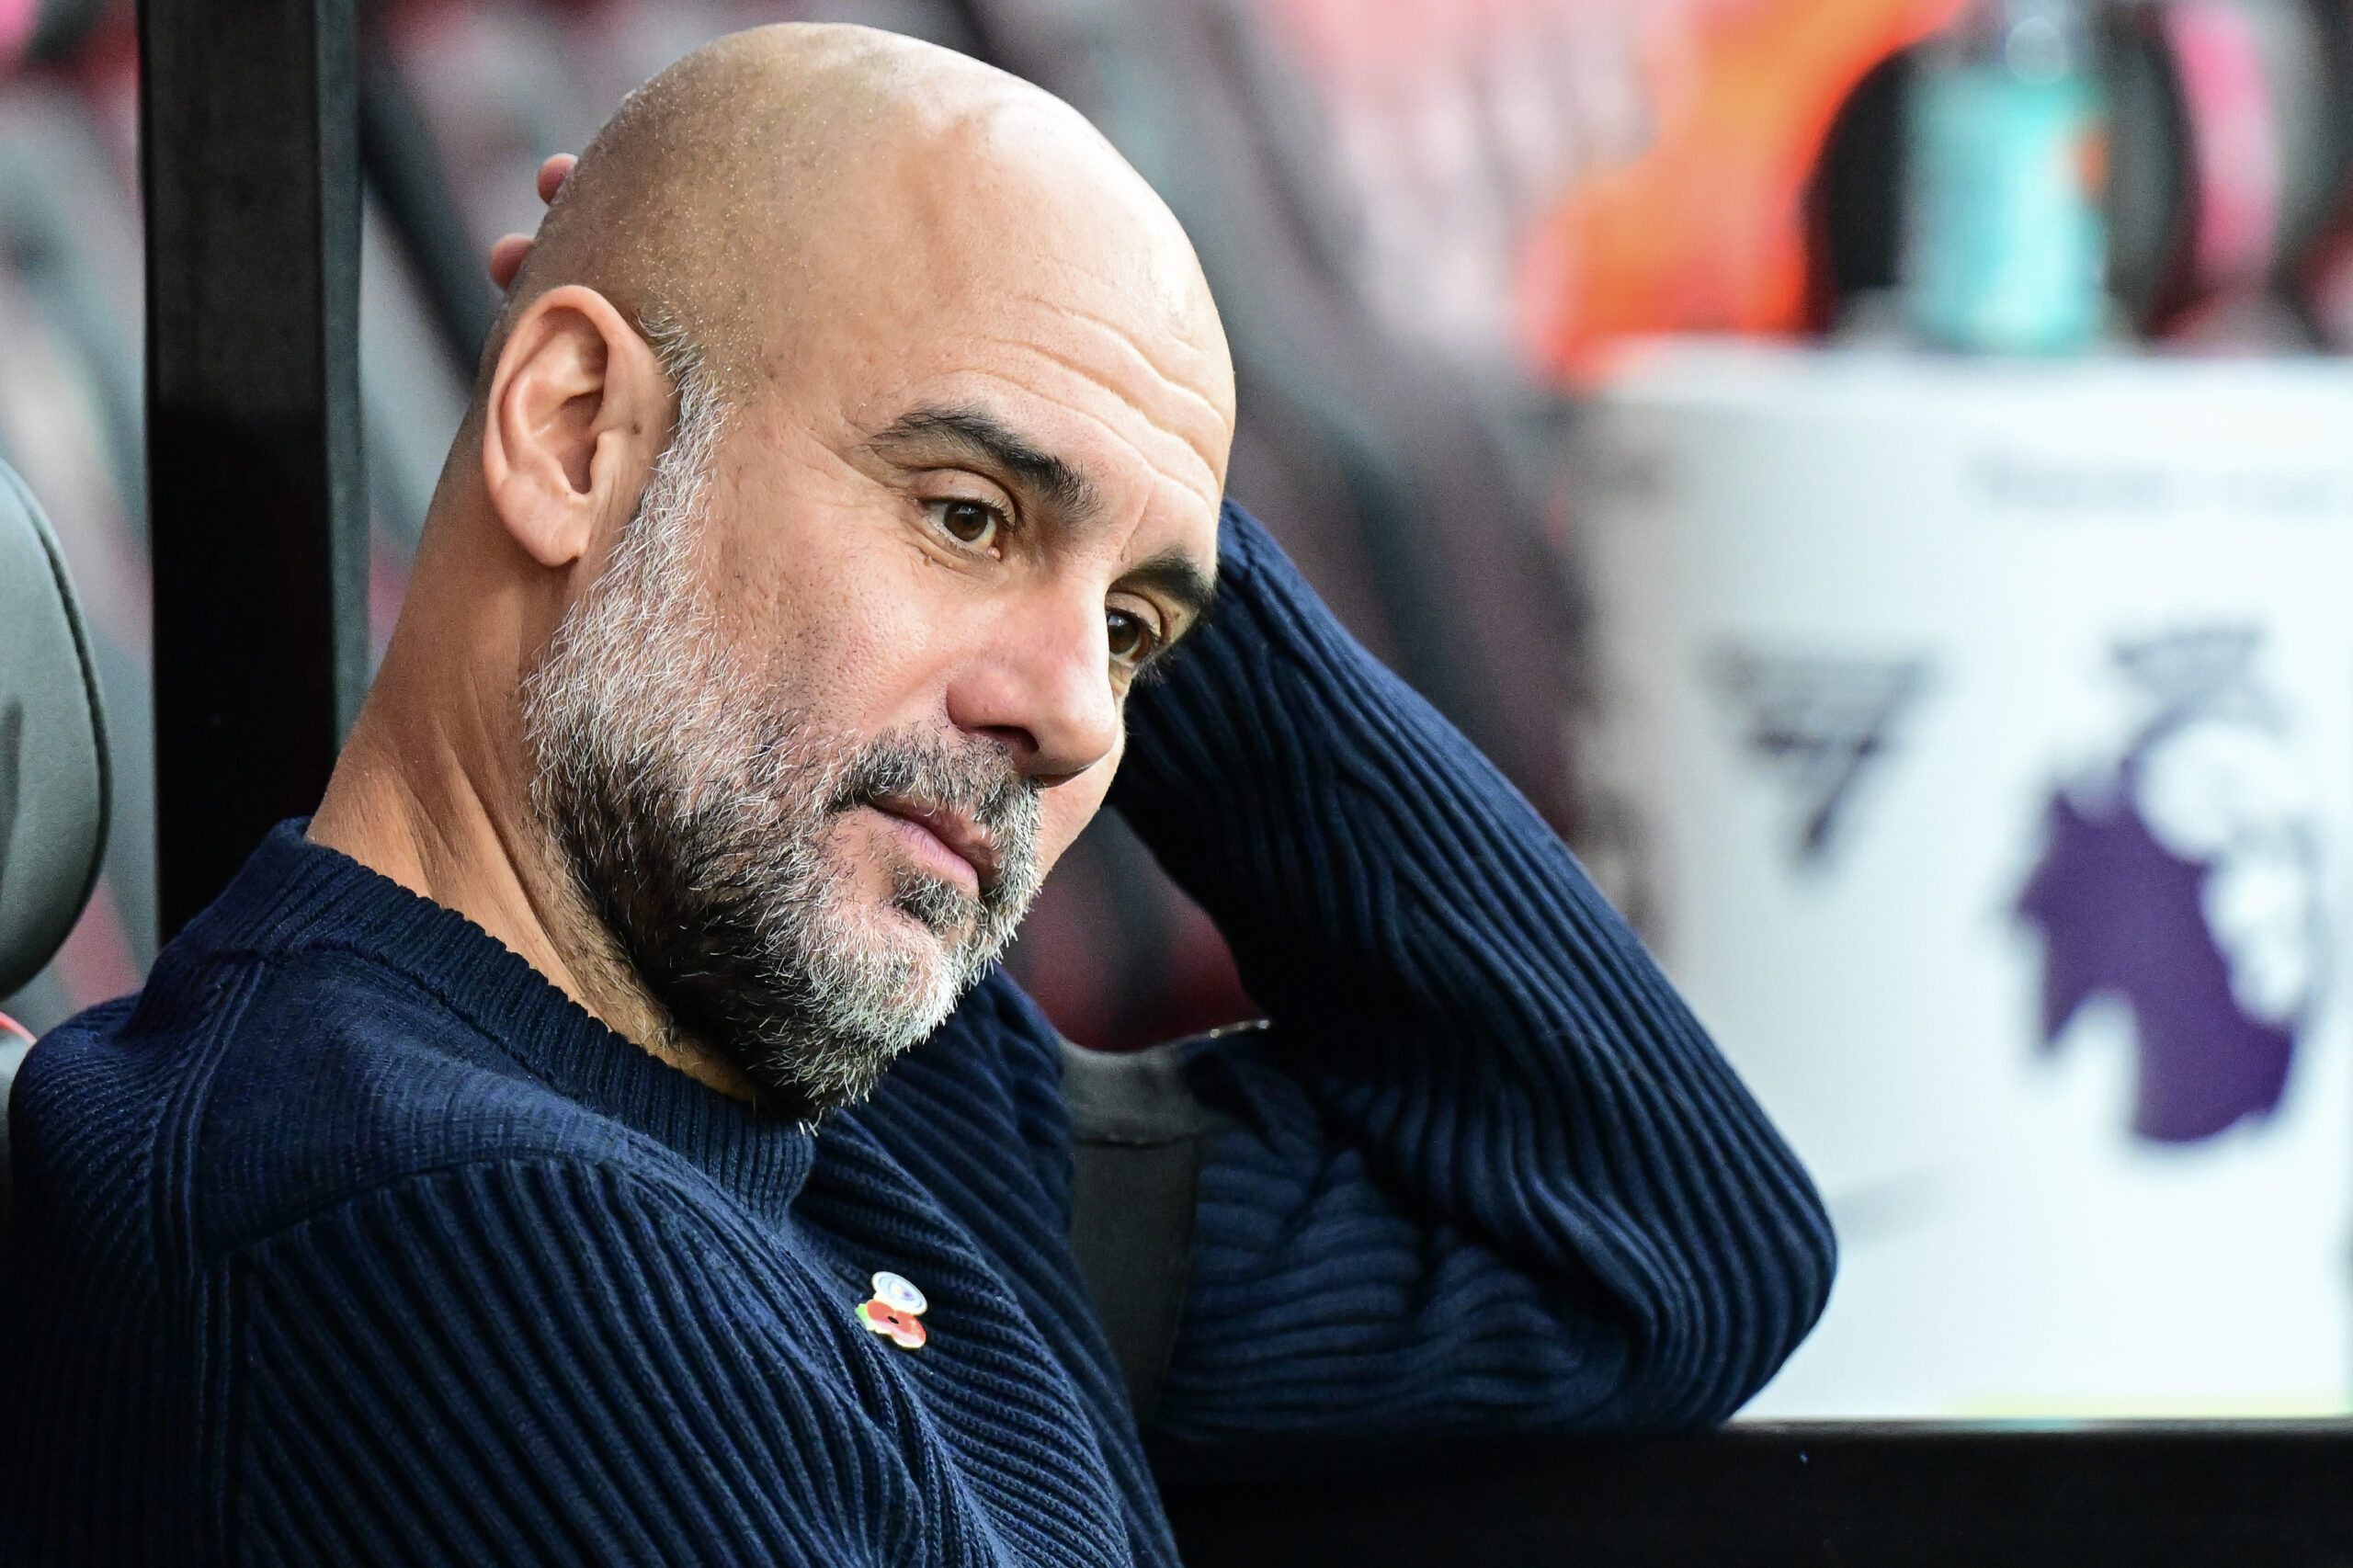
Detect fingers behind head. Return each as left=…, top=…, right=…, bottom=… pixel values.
left=489, top=154, right=584, bottom=289
left=538, top=153, right=578, bottom=206
left=490, top=233, right=536, bottom=290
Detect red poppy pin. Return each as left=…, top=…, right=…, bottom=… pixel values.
left=858, top=1270, right=928, bottom=1350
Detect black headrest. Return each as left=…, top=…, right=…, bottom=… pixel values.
left=0, top=459, right=108, bottom=1000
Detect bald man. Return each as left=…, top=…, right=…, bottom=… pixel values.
left=0, top=26, right=1832, bottom=1566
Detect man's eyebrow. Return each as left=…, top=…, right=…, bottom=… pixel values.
left=865, top=404, right=1098, bottom=518
left=1123, top=548, right=1218, bottom=639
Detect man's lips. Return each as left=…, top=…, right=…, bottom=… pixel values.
left=865, top=796, right=998, bottom=898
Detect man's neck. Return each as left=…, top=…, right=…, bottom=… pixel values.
left=309, top=700, right=761, bottom=1102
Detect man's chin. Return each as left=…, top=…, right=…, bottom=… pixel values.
left=834, top=890, right=961, bottom=963
left=812, top=899, right=972, bottom=1030
left=640, top=872, right=992, bottom=1118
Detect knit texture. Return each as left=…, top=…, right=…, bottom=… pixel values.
left=0, top=505, right=1833, bottom=1565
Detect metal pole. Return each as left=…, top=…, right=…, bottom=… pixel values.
left=139, top=0, right=366, bottom=938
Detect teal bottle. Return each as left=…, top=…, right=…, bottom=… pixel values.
left=1907, top=0, right=2110, bottom=354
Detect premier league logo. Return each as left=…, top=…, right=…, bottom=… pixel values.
left=2016, top=629, right=2325, bottom=1143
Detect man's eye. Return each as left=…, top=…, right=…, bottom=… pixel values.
left=1107, top=608, right=1159, bottom=667
left=931, top=499, right=1003, bottom=551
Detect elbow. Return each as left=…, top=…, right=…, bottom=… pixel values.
left=1621, top=1170, right=1841, bottom=1430
left=1726, top=1187, right=1840, bottom=1417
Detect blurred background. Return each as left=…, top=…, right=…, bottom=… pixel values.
left=7, top=0, right=2353, bottom=1418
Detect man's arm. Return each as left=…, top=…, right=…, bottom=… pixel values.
left=1108, top=504, right=1836, bottom=1462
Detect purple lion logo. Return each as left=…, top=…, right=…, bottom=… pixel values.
left=2016, top=630, right=2323, bottom=1144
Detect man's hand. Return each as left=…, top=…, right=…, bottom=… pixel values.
left=488, top=153, right=578, bottom=290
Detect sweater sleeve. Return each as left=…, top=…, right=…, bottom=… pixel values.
left=220, top=1161, right=925, bottom=1567
left=1109, top=503, right=1836, bottom=1459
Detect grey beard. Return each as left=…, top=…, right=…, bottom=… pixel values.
left=518, top=374, right=1043, bottom=1119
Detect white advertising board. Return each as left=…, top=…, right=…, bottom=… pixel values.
left=1574, top=343, right=2353, bottom=1417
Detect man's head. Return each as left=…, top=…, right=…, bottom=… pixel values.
left=369, top=25, right=1234, bottom=1117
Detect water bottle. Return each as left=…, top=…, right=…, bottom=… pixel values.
left=1906, top=0, right=2111, bottom=354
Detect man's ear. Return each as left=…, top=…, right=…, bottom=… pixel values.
left=481, top=285, right=671, bottom=571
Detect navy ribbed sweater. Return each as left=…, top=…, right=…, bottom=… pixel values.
left=0, top=505, right=1834, bottom=1565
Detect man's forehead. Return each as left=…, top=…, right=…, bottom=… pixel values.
left=751, top=95, right=1234, bottom=428
left=965, top=100, right=1218, bottom=334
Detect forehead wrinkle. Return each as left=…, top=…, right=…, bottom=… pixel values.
left=1014, top=290, right=1232, bottom=423
left=958, top=337, right=1229, bottom=493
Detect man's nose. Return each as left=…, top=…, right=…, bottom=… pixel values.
left=946, top=595, right=1122, bottom=785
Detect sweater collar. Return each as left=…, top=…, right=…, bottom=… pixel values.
left=183, top=820, right=815, bottom=1219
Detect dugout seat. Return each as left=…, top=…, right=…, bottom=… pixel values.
left=0, top=457, right=108, bottom=1231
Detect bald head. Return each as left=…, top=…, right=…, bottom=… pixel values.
left=500, top=24, right=1230, bottom=417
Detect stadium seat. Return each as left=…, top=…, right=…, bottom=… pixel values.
left=0, top=458, right=108, bottom=1229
